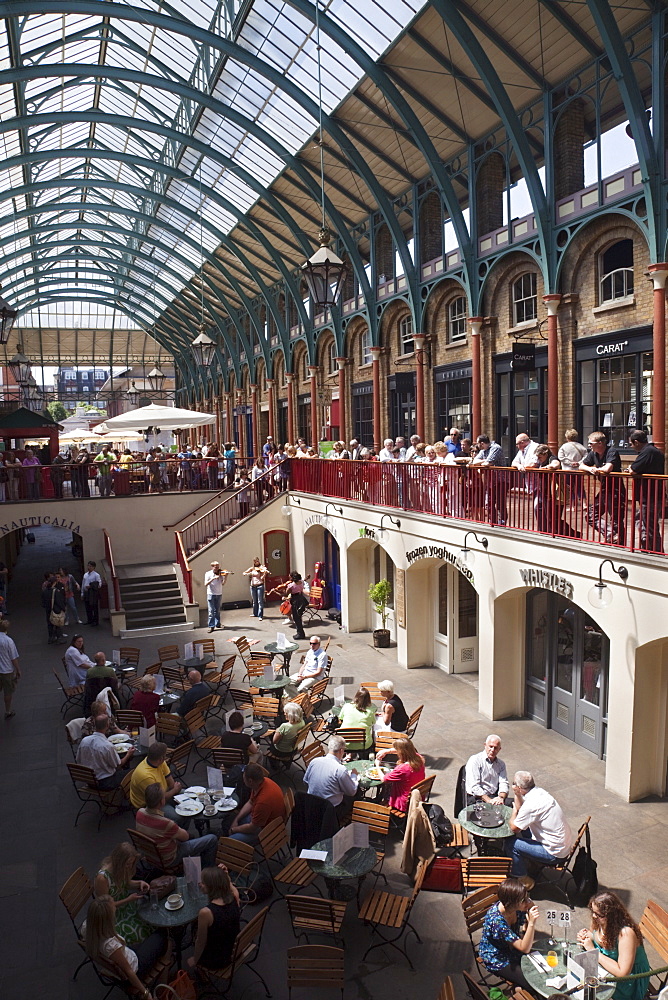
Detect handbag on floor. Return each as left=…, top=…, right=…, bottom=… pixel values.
left=49, top=588, right=66, bottom=628
left=156, top=971, right=196, bottom=1000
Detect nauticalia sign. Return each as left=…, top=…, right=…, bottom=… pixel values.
left=0, top=513, right=80, bottom=535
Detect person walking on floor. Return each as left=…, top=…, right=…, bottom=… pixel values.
left=0, top=618, right=20, bottom=719
left=82, top=560, right=102, bottom=626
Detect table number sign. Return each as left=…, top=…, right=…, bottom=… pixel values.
left=559, top=911, right=571, bottom=927
left=184, top=641, right=194, bottom=659
left=139, top=725, right=156, bottom=748
left=545, top=909, right=558, bottom=924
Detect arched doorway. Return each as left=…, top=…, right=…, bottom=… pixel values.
left=526, top=589, right=609, bottom=757
left=304, top=523, right=341, bottom=613
left=434, top=562, right=478, bottom=673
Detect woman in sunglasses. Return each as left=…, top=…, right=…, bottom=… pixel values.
left=577, top=891, right=650, bottom=1000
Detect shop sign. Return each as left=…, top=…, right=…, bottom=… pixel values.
left=0, top=513, right=80, bottom=534
left=405, top=543, right=473, bottom=582
left=596, top=339, right=628, bottom=356
left=358, top=526, right=376, bottom=540
left=304, top=513, right=338, bottom=538
left=519, top=567, right=573, bottom=599
left=395, top=568, right=406, bottom=628
left=511, top=343, right=535, bottom=371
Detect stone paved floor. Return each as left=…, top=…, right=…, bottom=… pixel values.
left=1, top=523, right=667, bottom=1000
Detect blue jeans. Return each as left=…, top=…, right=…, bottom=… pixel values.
left=176, top=833, right=218, bottom=868
left=229, top=831, right=258, bottom=845
left=250, top=584, right=265, bottom=619
left=207, top=593, right=222, bottom=628
left=510, top=831, right=559, bottom=875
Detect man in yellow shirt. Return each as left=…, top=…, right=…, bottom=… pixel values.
left=129, top=741, right=185, bottom=824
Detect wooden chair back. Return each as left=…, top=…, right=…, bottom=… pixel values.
left=335, top=726, right=366, bottom=747
left=166, top=739, right=193, bottom=777
left=558, top=816, right=591, bottom=870
left=462, top=857, right=512, bottom=894
left=351, top=800, right=391, bottom=837
left=308, top=677, right=329, bottom=706
left=120, top=771, right=133, bottom=803
left=127, top=827, right=177, bottom=873
left=463, top=971, right=492, bottom=1000
left=229, top=687, right=254, bottom=710
left=307, top=585, right=323, bottom=608
left=119, top=646, right=140, bottom=666
left=194, top=693, right=220, bottom=717
left=246, top=660, right=269, bottom=679
left=193, top=638, right=216, bottom=660
left=291, top=690, right=313, bottom=717
left=438, top=977, right=456, bottom=1000
left=64, top=723, right=79, bottom=758
left=158, top=644, right=180, bottom=665
left=155, top=713, right=183, bottom=744
left=412, top=773, right=436, bottom=801
left=287, top=945, right=344, bottom=998
left=183, top=708, right=208, bottom=736
left=300, top=742, right=325, bottom=768
left=283, top=785, right=296, bottom=817
left=373, top=731, right=407, bottom=754
left=59, top=867, right=93, bottom=931
left=410, top=859, right=428, bottom=904
left=258, top=816, right=290, bottom=861
left=67, top=761, right=99, bottom=795
left=142, top=663, right=162, bottom=676
left=461, top=885, right=500, bottom=937
left=227, top=905, right=268, bottom=973
left=212, top=747, right=246, bottom=771
left=115, top=709, right=144, bottom=731
left=286, top=894, right=347, bottom=938
left=252, top=696, right=280, bottom=723
left=406, top=704, right=424, bottom=738
left=216, top=837, right=255, bottom=876
left=359, top=681, right=383, bottom=703
left=162, top=665, right=188, bottom=690
left=639, top=900, right=668, bottom=965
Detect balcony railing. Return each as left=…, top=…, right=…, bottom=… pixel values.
left=290, top=460, right=667, bottom=556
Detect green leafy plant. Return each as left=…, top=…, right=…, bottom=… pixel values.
left=47, top=400, right=67, bottom=422
left=368, top=578, right=392, bottom=631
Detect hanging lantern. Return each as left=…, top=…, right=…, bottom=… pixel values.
left=9, top=347, right=31, bottom=385
left=126, top=381, right=139, bottom=406
left=191, top=326, right=216, bottom=368
left=302, top=228, right=348, bottom=309
left=0, top=294, right=17, bottom=345
left=147, top=367, right=166, bottom=392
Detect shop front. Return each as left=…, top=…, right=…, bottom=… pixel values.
left=352, top=381, right=373, bottom=446
left=495, top=348, right=548, bottom=458
left=388, top=372, right=416, bottom=441
left=433, top=363, right=472, bottom=439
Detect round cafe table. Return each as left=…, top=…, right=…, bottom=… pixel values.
left=177, top=655, right=213, bottom=673
left=138, top=880, right=208, bottom=968
left=263, top=641, right=299, bottom=675
left=457, top=804, right=513, bottom=853
left=307, top=836, right=377, bottom=902
left=344, top=758, right=389, bottom=798
left=255, top=674, right=291, bottom=697
left=520, top=945, right=614, bottom=1000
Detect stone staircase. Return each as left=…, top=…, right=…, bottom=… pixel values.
left=117, top=564, right=194, bottom=638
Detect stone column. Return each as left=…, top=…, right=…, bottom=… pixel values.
left=371, top=346, right=382, bottom=453
left=469, top=317, right=483, bottom=441
left=544, top=293, right=562, bottom=455
left=414, top=334, right=426, bottom=441
left=286, top=373, right=295, bottom=444
left=265, top=378, right=275, bottom=441
left=336, top=358, right=347, bottom=444
left=648, top=264, right=668, bottom=452
left=225, top=392, right=233, bottom=445
left=235, top=390, right=245, bottom=456
left=309, top=366, right=319, bottom=449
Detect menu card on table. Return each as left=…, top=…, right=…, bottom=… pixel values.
left=183, top=855, right=201, bottom=887
left=334, top=685, right=346, bottom=707
left=299, top=849, right=328, bottom=861
left=139, top=725, right=155, bottom=748
left=112, top=649, right=121, bottom=665
left=206, top=766, right=225, bottom=790
left=153, top=672, right=165, bottom=695
left=276, top=632, right=287, bottom=650
left=567, top=951, right=602, bottom=999
left=263, top=661, right=275, bottom=682
left=184, top=641, right=194, bottom=659
left=331, top=822, right=369, bottom=864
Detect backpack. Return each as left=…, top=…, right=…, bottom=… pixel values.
left=568, top=826, right=598, bottom=906
left=423, top=802, right=453, bottom=847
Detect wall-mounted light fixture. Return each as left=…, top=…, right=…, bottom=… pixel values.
left=588, top=558, right=628, bottom=609
left=460, top=530, right=488, bottom=567
left=378, top=513, right=401, bottom=540
left=281, top=496, right=301, bottom=518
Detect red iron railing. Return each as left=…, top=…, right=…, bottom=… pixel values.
left=290, top=459, right=668, bottom=556
left=103, top=529, right=122, bottom=611
left=175, top=531, right=193, bottom=603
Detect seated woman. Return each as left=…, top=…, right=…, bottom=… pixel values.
left=64, top=634, right=95, bottom=686
left=270, top=702, right=305, bottom=760
left=188, top=866, right=241, bottom=974
left=479, top=877, right=539, bottom=992
left=94, top=843, right=153, bottom=946
left=85, top=894, right=169, bottom=998
left=577, top=891, right=650, bottom=1000
left=375, top=737, right=425, bottom=811
left=130, top=675, right=161, bottom=728
left=338, top=686, right=375, bottom=758
left=376, top=679, right=409, bottom=733
left=80, top=698, right=125, bottom=738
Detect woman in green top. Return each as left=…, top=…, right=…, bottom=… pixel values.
left=577, top=891, right=650, bottom=1000
left=339, top=686, right=376, bottom=756
left=94, top=842, right=153, bottom=946
left=271, top=702, right=306, bottom=758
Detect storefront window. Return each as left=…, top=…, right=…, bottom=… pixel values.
left=434, top=365, right=471, bottom=439
left=528, top=590, right=548, bottom=681
left=352, top=383, right=373, bottom=446
left=496, top=351, right=547, bottom=458
left=578, top=340, right=653, bottom=447
left=438, top=564, right=448, bottom=636
left=458, top=575, right=477, bottom=638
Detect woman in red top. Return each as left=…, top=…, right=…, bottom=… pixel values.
left=375, top=737, right=426, bottom=812
left=130, top=674, right=161, bottom=728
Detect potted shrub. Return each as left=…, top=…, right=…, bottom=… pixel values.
left=368, top=578, right=392, bottom=648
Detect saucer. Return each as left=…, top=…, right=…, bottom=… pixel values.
left=165, top=898, right=184, bottom=911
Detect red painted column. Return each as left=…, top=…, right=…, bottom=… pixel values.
left=265, top=379, right=275, bottom=441
left=468, top=317, right=482, bottom=441
left=336, top=358, right=347, bottom=444
left=250, top=384, right=259, bottom=458
left=225, top=393, right=233, bottom=445
left=309, top=366, right=319, bottom=449
left=235, top=390, right=245, bottom=456
left=648, top=264, right=668, bottom=452
left=371, top=346, right=382, bottom=453
left=544, top=294, right=561, bottom=455
left=414, top=333, right=426, bottom=441
left=286, top=373, right=295, bottom=444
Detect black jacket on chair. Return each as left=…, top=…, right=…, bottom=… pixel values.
left=290, top=792, right=339, bottom=853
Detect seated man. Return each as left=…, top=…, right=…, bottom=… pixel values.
left=304, top=734, right=358, bottom=820
left=465, top=734, right=509, bottom=805
left=220, top=710, right=262, bottom=764
left=177, top=669, right=211, bottom=717
left=288, top=636, right=327, bottom=693
left=509, top=770, right=573, bottom=888
left=76, top=714, right=135, bottom=789
left=136, top=783, right=218, bottom=868
left=130, top=741, right=184, bottom=823
left=83, top=652, right=119, bottom=715
left=229, top=763, right=286, bottom=844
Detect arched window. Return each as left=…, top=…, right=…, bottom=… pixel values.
left=399, top=314, right=414, bottom=354
left=599, top=239, right=634, bottom=303
left=513, top=272, right=537, bottom=325
left=328, top=340, right=337, bottom=374
left=448, top=296, right=467, bottom=343
left=360, top=328, right=372, bottom=365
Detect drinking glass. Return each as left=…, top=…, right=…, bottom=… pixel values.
left=149, top=890, right=159, bottom=911
left=546, top=951, right=558, bottom=969
left=474, top=803, right=483, bottom=822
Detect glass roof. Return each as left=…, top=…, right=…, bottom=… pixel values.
left=0, top=0, right=425, bottom=328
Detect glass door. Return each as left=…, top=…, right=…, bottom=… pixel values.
left=433, top=564, right=478, bottom=673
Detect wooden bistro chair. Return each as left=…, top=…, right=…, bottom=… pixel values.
left=119, top=646, right=141, bottom=667
left=59, top=867, right=94, bottom=980
left=390, top=774, right=437, bottom=828
left=308, top=677, right=331, bottom=716
left=265, top=723, right=313, bottom=776
left=66, top=762, right=123, bottom=829
left=359, top=681, right=383, bottom=704
left=157, top=644, right=180, bottom=666
left=196, top=906, right=271, bottom=998
left=461, top=885, right=509, bottom=985
left=162, top=664, right=190, bottom=693
left=531, top=815, right=591, bottom=904
left=216, top=837, right=261, bottom=907
left=53, top=667, right=85, bottom=716
left=211, top=747, right=247, bottom=773
left=359, top=860, right=427, bottom=969
left=127, top=828, right=181, bottom=876
left=461, top=856, right=512, bottom=896
left=438, top=976, right=456, bottom=1000
left=115, top=709, right=144, bottom=732
left=193, top=637, right=216, bottom=663
left=286, top=895, right=347, bottom=946
left=165, top=739, right=194, bottom=781
left=300, top=741, right=325, bottom=769
left=302, top=585, right=325, bottom=626
left=229, top=687, right=254, bottom=712
left=258, top=817, right=321, bottom=903
left=252, top=696, right=281, bottom=727
left=640, top=899, right=668, bottom=993
left=287, top=945, right=344, bottom=1000
left=350, top=800, right=391, bottom=884
left=405, top=704, right=424, bottom=739
left=183, top=708, right=221, bottom=768
left=155, top=712, right=185, bottom=746
left=231, top=635, right=271, bottom=682
left=335, top=726, right=367, bottom=754
left=207, top=655, right=236, bottom=699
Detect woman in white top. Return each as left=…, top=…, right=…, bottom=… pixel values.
left=558, top=428, right=587, bottom=500
left=85, top=895, right=169, bottom=999
left=243, top=557, right=269, bottom=620
left=64, top=634, right=95, bottom=685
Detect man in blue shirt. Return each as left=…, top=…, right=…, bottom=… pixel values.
left=472, top=434, right=508, bottom=525
left=446, top=427, right=462, bottom=455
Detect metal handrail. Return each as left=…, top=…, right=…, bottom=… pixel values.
left=103, top=529, right=121, bottom=611
left=175, top=531, right=193, bottom=603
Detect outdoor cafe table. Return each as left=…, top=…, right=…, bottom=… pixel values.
left=521, top=945, right=615, bottom=1000
left=458, top=803, right=513, bottom=854
left=263, top=640, right=299, bottom=674
left=177, top=655, right=213, bottom=673
left=344, top=758, right=388, bottom=799
left=255, top=674, right=291, bottom=698
left=307, top=836, right=378, bottom=902
left=138, top=879, right=208, bottom=967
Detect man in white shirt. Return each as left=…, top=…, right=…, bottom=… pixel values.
left=465, top=734, right=509, bottom=804
left=349, top=439, right=363, bottom=461
left=0, top=619, right=20, bottom=719
left=304, top=735, right=359, bottom=818
left=288, top=636, right=328, bottom=693
left=378, top=438, right=395, bottom=462
left=204, top=560, right=227, bottom=632
left=77, top=714, right=135, bottom=788
left=81, top=560, right=102, bottom=626
left=509, top=770, right=573, bottom=887
left=404, top=434, right=421, bottom=461
left=511, top=433, right=538, bottom=470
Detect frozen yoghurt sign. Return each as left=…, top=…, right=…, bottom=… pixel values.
left=405, top=543, right=473, bottom=581
left=0, top=512, right=80, bottom=534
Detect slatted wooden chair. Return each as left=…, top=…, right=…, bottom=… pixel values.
left=193, top=638, right=216, bottom=664
left=165, top=739, right=193, bottom=780
left=444, top=820, right=471, bottom=858
left=302, top=585, right=326, bottom=625
left=123, top=661, right=160, bottom=695
left=265, top=723, right=313, bottom=774
left=252, top=696, right=281, bottom=726
left=59, top=867, right=94, bottom=980
left=85, top=943, right=171, bottom=999
left=291, top=690, right=313, bottom=719
left=229, top=687, right=254, bottom=712
left=66, top=762, right=123, bottom=829
left=65, top=722, right=81, bottom=759
left=359, top=681, right=383, bottom=704
left=390, top=774, right=436, bottom=825
left=373, top=731, right=407, bottom=754
left=307, top=677, right=331, bottom=716
left=438, top=976, right=456, bottom=1000
left=216, top=837, right=257, bottom=880
left=115, top=709, right=144, bottom=731
left=207, top=656, right=235, bottom=699
left=287, top=945, right=344, bottom=1000
left=335, top=726, right=367, bottom=753
left=194, top=693, right=223, bottom=721
left=183, top=708, right=221, bottom=767
left=259, top=817, right=321, bottom=901
left=54, top=667, right=85, bottom=716
left=350, top=800, right=391, bottom=884
left=231, top=635, right=271, bottom=682
left=359, top=860, right=427, bottom=969
left=196, top=906, right=271, bottom=997
left=300, top=741, right=325, bottom=769
left=530, top=815, right=591, bottom=904
left=461, top=885, right=508, bottom=984
left=127, top=827, right=181, bottom=876
left=463, top=971, right=497, bottom=1000
left=157, top=644, right=180, bottom=665
left=461, top=856, right=512, bottom=896
left=640, top=899, right=668, bottom=993
left=162, top=664, right=190, bottom=692
left=119, top=646, right=140, bottom=666
left=283, top=785, right=296, bottom=818
left=155, top=712, right=184, bottom=746
left=405, top=704, right=424, bottom=739
left=211, top=747, right=247, bottom=772
left=286, top=895, right=346, bottom=945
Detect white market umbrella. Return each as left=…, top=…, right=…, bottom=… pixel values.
left=59, top=429, right=99, bottom=443
left=98, top=403, right=215, bottom=433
